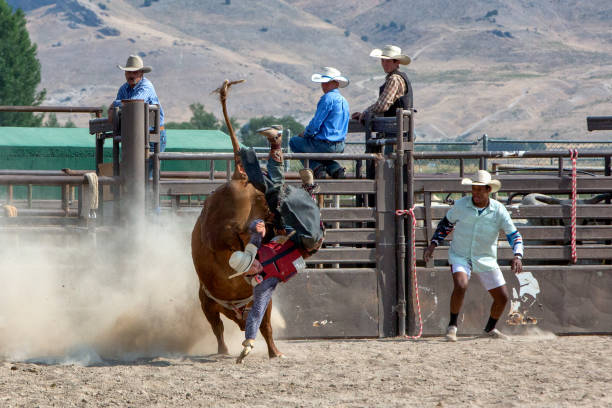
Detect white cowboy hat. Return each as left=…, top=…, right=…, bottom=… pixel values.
left=117, top=55, right=152, bottom=73
left=311, top=67, right=349, bottom=88
left=228, top=243, right=258, bottom=276
left=461, top=170, right=501, bottom=193
left=369, top=45, right=411, bottom=65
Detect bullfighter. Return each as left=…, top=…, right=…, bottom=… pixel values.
left=423, top=170, right=524, bottom=341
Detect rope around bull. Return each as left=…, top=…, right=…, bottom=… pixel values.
left=569, top=149, right=578, bottom=264
left=395, top=206, right=423, bottom=340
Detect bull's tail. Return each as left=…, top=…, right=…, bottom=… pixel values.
left=213, top=79, right=246, bottom=170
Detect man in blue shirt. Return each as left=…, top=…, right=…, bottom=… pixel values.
left=423, top=170, right=524, bottom=341
left=110, top=55, right=166, bottom=153
left=289, top=67, right=350, bottom=179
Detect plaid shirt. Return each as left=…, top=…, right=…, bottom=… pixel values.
left=365, top=70, right=407, bottom=114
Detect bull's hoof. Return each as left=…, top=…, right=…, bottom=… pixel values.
left=269, top=352, right=285, bottom=359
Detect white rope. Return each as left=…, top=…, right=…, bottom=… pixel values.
left=83, top=172, right=99, bottom=218
left=3, top=205, right=18, bottom=217
left=200, top=281, right=253, bottom=312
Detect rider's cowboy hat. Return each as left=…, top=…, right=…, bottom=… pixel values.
left=228, top=243, right=258, bottom=276
left=461, top=170, right=501, bottom=193
left=369, top=45, right=411, bottom=65
left=117, top=55, right=152, bottom=73
left=311, top=67, right=349, bottom=88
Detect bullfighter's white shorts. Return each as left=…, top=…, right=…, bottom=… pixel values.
left=451, top=263, right=506, bottom=291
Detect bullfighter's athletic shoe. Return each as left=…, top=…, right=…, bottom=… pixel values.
left=257, top=125, right=283, bottom=163
left=446, top=325, right=458, bottom=342
left=482, top=328, right=510, bottom=340
left=236, top=339, right=255, bottom=364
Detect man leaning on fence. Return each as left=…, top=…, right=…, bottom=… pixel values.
left=423, top=170, right=524, bottom=341
left=109, top=55, right=167, bottom=155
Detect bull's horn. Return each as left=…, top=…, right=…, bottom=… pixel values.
left=534, top=194, right=561, bottom=204
left=584, top=193, right=612, bottom=204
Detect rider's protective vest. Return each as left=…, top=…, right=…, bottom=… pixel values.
left=258, top=239, right=306, bottom=282
left=380, top=70, right=413, bottom=117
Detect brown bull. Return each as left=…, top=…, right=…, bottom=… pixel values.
left=191, top=80, right=283, bottom=358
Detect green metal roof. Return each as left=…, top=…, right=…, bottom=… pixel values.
left=0, top=127, right=236, bottom=151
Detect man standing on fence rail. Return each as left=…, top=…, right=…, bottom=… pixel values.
left=109, top=55, right=166, bottom=153
left=423, top=170, right=524, bottom=341
left=289, top=67, right=349, bottom=179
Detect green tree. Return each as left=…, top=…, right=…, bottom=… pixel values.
left=220, top=116, right=240, bottom=135
left=44, top=113, right=60, bottom=127
left=240, top=115, right=305, bottom=147
left=189, top=103, right=219, bottom=129
left=165, top=103, right=220, bottom=130
left=0, top=0, right=46, bottom=126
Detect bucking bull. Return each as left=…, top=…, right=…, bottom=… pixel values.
left=191, top=80, right=322, bottom=359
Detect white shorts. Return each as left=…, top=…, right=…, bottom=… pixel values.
left=451, top=263, right=506, bottom=291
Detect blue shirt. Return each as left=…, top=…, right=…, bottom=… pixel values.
left=304, top=89, right=349, bottom=143
left=113, top=77, right=165, bottom=126
left=445, top=196, right=522, bottom=273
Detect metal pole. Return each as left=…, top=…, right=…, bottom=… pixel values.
left=395, top=108, right=406, bottom=337
left=120, top=99, right=146, bottom=223
left=284, top=129, right=291, bottom=172
left=405, top=109, right=416, bottom=336
left=153, top=146, right=160, bottom=212
left=482, top=133, right=488, bottom=170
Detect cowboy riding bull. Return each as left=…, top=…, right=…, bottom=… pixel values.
left=191, top=80, right=324, bottom=362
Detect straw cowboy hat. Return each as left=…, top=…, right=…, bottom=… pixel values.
left=369, top=45, right=411, bottom=65
left=117, top=55, right=152, bottom=73
left=311, top=67, right=349, bottom=88
left=228, top=243, right=258, bottom=276
left=461, top=170, right=501, bottom=193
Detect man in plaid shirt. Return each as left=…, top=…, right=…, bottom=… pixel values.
left=352, top=44, right=413, bottom=123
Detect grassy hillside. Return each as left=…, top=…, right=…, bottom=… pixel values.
left=7, top=0, right=612, bottom=141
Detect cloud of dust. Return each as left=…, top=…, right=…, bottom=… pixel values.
left=0, top=212, right=245, bottom=364
left=510, top=326, right=557, bottom=341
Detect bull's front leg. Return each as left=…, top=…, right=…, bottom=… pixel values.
left=259, top=299, right=283, bottom=358
left=199, top=286, right=229, bottom=355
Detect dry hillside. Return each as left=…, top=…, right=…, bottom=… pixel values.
left=7, top=0, right=612, bottom=141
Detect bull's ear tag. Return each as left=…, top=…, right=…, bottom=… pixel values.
left=292, top=257, right=306, bottom=273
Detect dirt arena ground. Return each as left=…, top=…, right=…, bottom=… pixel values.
left=1, top=334, right=610, bottom=408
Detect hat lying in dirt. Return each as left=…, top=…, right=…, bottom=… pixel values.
left=117, top=55, right=152, bottom=73
left=461, top=170, right=501, bottom=193
left=369, top=45, right=411, bottom=65
left=311, top=67, right=349, bottom=88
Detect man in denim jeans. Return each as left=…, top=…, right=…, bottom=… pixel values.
left=231, top=127, right=324, bottom=363
left=289, top=67, right=350, bottom=179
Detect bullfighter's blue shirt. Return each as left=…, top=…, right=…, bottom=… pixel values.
left=304, top=88, right=349, bottom=143
left=113, top=77, right=165, bottom=126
